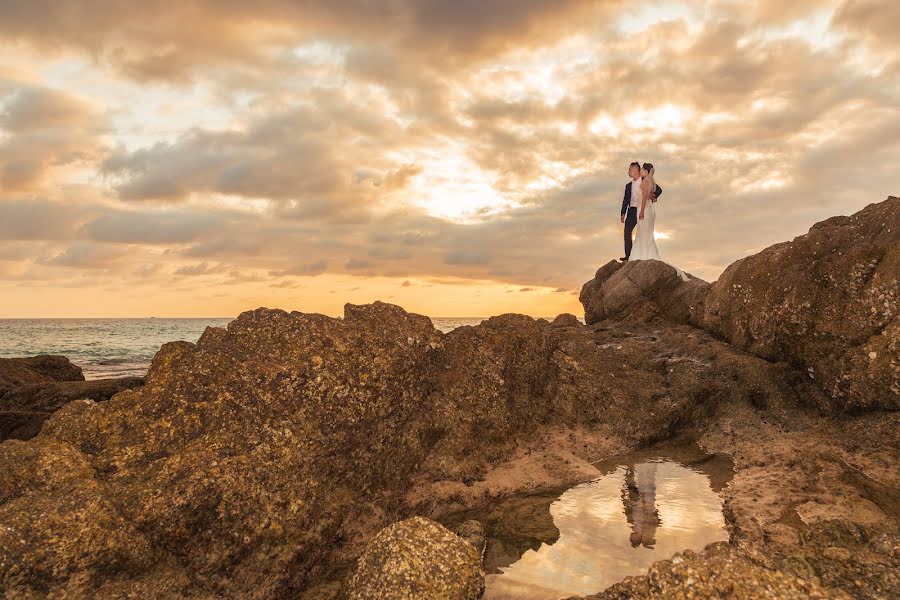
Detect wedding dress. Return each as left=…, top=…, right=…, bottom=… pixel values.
left=629, top=185, right=690, bottom=282
left=629, top=193, right=661, bottom=261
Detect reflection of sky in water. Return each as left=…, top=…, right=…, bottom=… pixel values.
left=484, top=460, right=727, bottom=599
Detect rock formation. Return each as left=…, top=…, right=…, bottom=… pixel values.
left=0, top=304, right=815, bottom=597
left=342, top=517, right=484, bottom=600
left=1, top=376, right=145, bottom=441
left=583, top=197, right=899, bottom=413
left=0, top=355, right=84, bottom=394
left=579, top=259, right=708, bottom=325
left=694, top=197, right=899, bottom=412
left=0, top=198, right=897, bottom=599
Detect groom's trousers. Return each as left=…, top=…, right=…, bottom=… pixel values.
left=623, top=207, right=638, bottom=258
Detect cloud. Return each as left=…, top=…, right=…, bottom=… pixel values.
left=0, top=1, right=603, bottom=82
left=0, top=84, right=108, bottom=192
left=0, top=198, right=87, bottom=240
left=83, top=209, right=226, bottom=244
left=832, top=0, right=900, bottom=50
left=39, top=241, right=128, bottom=269
left=345, top=258, right=375, bottom=270
left=173, top=262, right=221, bottom=276
left=1, top=0, right=898, bottom=310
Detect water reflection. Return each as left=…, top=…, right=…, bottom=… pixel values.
left=623, top=463, right=661, bottom=549
left=452, top=445, right=732, bottom=600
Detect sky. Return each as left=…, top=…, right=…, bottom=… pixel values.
left=0, top=0, right=898, bottom=318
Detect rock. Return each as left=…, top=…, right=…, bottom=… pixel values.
left=452, top=519, right=487, bottom=559
left=343, top=516, right=484, bottom=600
left=0, top=301, right=808, bottom=598
left=579, top=260, right=708, bottom=325
left=0, top=355, right=84, bottom=396
left=694, top=197, right=900, bottom=412
left=552, top=313, right=581, bottom=328
left=442, top=490, right=561, bottom=574
left=0, top=376, right=145, bottom=441
left=577, top=543, right=850, bottom=599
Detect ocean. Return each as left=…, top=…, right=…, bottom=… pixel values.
left=0, top=317, right=490, bottom=380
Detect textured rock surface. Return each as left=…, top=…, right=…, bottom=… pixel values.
left=342, top=516, right=483, bottom=600
left=0, top=355, right=84, bottom=395
left=0, top=376, right=144, bottom=441
left=580, top=259, right=708, bottom=325
left=578, top=543, right=850, bottom=599
left=0, top=302, right=813, bottom=598
left=694, top=197, right=900, bottom=412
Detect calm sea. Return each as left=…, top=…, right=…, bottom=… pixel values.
left=0, top=317, right=489, bottom=380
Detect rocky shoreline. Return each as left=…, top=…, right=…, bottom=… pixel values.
left=0, top=356, right=144, bottom=442
left=0, top=197, right=897, bottom=599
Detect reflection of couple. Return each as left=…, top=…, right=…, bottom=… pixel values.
left=622, top=463, right=661, bottom=549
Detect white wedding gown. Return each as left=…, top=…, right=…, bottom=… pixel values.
left=630, top=193, right=690, bottom=282
left=630, top=197, right=661, bottom=261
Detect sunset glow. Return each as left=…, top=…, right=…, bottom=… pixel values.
left=1, top=0, right=897, bottom=317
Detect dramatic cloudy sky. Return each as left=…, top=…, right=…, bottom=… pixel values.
left=1, top=0, right=897, bottom=317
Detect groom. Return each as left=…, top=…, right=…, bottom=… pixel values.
left=620, top=161, right=662, bottom=261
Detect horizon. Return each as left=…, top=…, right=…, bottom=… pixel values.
left=1, top=1, right=898, bottom=318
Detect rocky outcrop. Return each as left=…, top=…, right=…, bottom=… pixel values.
left=579, top=259, right=708, bottom=325
left=0, top=200, right=897, bottom=599
left=0, top=355, right=84, bottom=395
left=1, top=376, right=145, bottom=441
left=342, top=517, right=483, bottom=600
left=694, top=197, right=899, bottom=412
left=0, top=300, right=817, bottom=598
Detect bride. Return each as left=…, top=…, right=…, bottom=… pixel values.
left=629, top=163, right=689, bottom=281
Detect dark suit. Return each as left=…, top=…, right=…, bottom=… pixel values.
left=621, top=180, right=662, bottom=259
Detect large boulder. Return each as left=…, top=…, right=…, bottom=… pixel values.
left=0, top=355, right=84, bottom=396
left=0, top=376, right=145, bottom=441
left=694, top=197, right=900, bottom=412
left=342, top=516, right=484, bottom=600
left=579, top=260, right=708, bottom=325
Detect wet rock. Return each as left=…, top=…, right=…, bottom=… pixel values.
left=694, top=197, right=900, bottom=412
left=579, top=259, right=708, bottom=325
left=442, top=490, right=561, bottom=574
left=0, top=376, right=144, bottom=441
left=342, top=516, right=484, bottom=600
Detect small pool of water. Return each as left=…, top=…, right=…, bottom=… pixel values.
left=447, top=442, right=733, bottom=599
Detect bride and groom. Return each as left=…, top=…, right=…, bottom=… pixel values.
left=618, top=161, right=689, bottom=280
left=620, top=162, right=662, bottom=262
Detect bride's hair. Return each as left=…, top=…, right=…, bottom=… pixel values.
left=642, top=162, right=656, bottom=195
